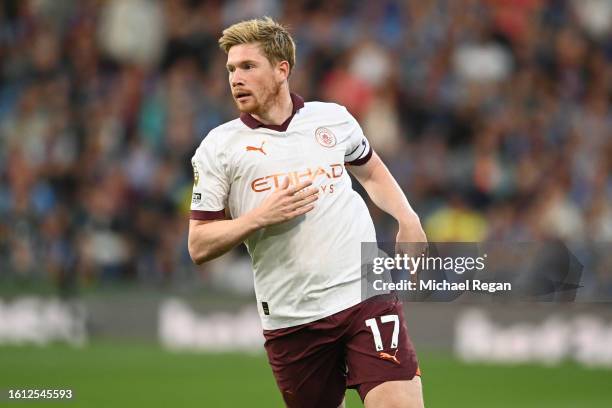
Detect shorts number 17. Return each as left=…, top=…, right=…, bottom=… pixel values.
left=365, top=315, right=399, bottom=351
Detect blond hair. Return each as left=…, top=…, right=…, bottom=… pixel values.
left=219, top=17, right=296, bottom=73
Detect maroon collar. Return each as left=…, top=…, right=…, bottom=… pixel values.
left=240, top=93, right=304, bottom=132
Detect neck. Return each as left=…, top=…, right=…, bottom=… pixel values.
left=251, top=86, right=292, bottom=126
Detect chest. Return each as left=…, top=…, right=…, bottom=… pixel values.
left=229, top=125, right=348, bottom=184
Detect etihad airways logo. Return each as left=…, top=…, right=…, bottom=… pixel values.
left=251, top=163, right=344, bottom=192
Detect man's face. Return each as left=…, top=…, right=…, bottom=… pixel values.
left=226, top=43, right=285, bottom=115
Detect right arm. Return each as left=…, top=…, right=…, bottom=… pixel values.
left=188, top=178, right=318, bottom=264
left=188, top=217, right=260, bottom=265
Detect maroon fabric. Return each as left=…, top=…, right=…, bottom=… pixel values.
left=345, top=147, right=373, bottom=166
left=263, top=295, right=419, bottom=407
left=190, top=209, right=226, bottom=221
left=240, top=93, right=305, bottom=131
left=357, top=367, right=421, bottom=403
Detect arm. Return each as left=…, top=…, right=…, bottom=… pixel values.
left=188, top=217, right=260, bottom=265
left=188, top=179, right=318, bottom=264
left=348, top=151, right=426, bottom=243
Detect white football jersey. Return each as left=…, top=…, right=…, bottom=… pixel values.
left=191, top=94, right=376, bottom=329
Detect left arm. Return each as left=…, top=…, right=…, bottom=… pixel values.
left=348, top=151, right=427, bottom=243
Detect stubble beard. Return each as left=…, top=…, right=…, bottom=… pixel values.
left=236, top=80, right=282, bottom=117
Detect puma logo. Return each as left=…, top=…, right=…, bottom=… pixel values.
left=246, top=141, right=266, bottom=155
left=379, top=350, right=401, bottom=365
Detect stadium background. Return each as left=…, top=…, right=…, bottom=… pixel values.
left=0, top=0, right=611, bottom=406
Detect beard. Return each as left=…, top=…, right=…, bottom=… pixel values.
left=234, top=80, right=282, bottom=116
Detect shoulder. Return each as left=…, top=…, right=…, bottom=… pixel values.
left=302, top=101, right=350, bottom=119
left=194, top=118, right=244, bottom=155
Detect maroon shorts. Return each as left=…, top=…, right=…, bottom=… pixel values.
left=263, top=294, right=420, bottom=408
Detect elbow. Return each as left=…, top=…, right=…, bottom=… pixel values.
left=188, top=239, right=209, bottom=265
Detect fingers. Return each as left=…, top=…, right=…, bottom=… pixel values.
left=287, top=203, right=316, bottom=219
left=286, top=178, right=312, bottom=195
left=288, top=190, right=319, bottom=210
left=270, top=178, right=320, bottom=222
left=279, top=176, right=291, bottom=190
left=289, top=187, right=318, bottom=205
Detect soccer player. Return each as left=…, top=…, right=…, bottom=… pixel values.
left=188, top=17, right=426, bottom=408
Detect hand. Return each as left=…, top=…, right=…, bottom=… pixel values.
left=395, top=221, right=428, bottom=259
left=396, top=222, right=428, bottom=301
left=249, top=177, right=319, bottom=228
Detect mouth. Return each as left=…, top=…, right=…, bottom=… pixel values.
left=234, top=91, right=252, bottom=103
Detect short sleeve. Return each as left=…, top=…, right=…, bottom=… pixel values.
left=343, top=108, right=372, bottom=166
left=190, top=137, right=230, bottom=221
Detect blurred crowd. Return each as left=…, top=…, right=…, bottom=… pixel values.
left=0, top=0, right=610, bottom=294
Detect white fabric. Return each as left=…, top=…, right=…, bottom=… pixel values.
left=191, top=101, right=376, bottom=329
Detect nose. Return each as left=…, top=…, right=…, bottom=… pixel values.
left=231, top=71, right=244, bottom=88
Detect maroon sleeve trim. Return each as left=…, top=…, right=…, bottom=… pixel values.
left=345, top=148, right=373, bottom=166
left=190, top=209, right=226, bottom=221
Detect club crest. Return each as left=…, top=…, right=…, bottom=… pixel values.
left=315, top=127, right=336, bottom=148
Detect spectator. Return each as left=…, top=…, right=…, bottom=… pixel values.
left=0, top=0, right=609, bottom=294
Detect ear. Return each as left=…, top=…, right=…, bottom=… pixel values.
left=276, top=60, right=290, bottom=81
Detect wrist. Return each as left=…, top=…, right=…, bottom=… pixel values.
left=242, top=208, right=265, bottom=231
left=397, top=215, right=426, bottom=241
left=397, top=213, right=420, bottom=230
